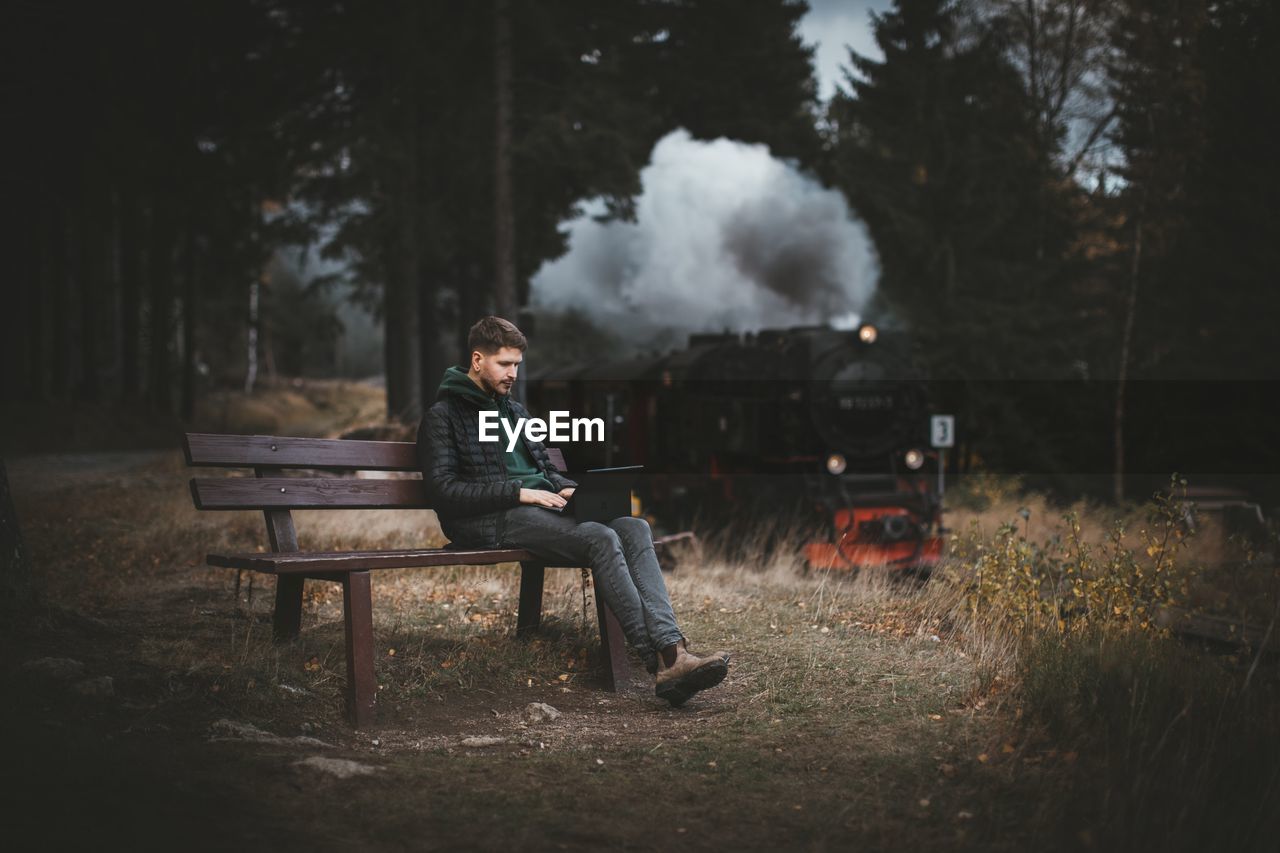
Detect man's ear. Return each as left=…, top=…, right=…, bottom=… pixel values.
left=470, top=350, right=483, bottom=372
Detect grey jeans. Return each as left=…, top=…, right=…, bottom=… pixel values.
left=498, top=507, right=684, bottom=655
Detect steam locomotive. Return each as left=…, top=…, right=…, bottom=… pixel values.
left=524, top=324, right=945, bottom=572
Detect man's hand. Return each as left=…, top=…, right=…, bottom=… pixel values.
left=558, top=487, right=575, bottom=498
left=520, top=488, right=567, bottom=508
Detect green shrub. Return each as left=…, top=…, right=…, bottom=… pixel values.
left=941, top=477, right=1193, bottom=636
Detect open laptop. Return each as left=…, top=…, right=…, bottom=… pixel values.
left=548, top=465, right=643, bottom=523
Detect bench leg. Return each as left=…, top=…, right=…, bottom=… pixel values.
left=273, top=575, right=305, bottom=641
left=517, top=562, right=545, bottom=637
left=594, top=594, right=633, bottom=693
left=342, top=571, right=377, bottom=727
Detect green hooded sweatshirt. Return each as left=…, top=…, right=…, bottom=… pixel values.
left=436, top=366, right=556, bottom=492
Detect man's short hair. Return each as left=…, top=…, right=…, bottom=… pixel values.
left=468, top=316, right=528, bottom=355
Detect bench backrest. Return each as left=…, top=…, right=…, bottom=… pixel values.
left=186, top=432, right=569, bottom=555
left=185, top=433, right=570, bottom=512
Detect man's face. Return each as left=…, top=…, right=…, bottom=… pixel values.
left=471, top=346, right=523, bottom=396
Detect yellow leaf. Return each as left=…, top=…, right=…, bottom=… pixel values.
left=977, top=753, right=989, bottom=763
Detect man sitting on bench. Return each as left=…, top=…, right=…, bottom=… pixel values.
left=417, top=316, right=731, bottom=707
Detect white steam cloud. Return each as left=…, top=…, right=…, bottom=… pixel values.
left=530, top=129, right=878, bottom=350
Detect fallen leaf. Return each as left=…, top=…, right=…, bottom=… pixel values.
left=976, top=753, right=989, bottom=763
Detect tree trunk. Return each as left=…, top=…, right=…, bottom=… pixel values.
left=49, top=208, right=71, bottom=400
left=7, top=191, right=36, bottom=400
left=78, top=196, right=102, bottom=402
left=148, top=205, right=174, bottom=412
left=1114, top=215, right=1143, bottom=504
left=119, top=192, right=142, bottom=402
left=385, top=2, right=422, bottom=422
left=260, top=268, right=278, bottom=384
left=245, top=277, right=259, bottom=395
left=29, top=200, right=53, bottom=401
left=181, top=229, right=200, bottom=421
left=0, top=459, right=35, bottom=610
left=386, top=183, right=422, bottom=421
left=418, top=276, right=447, bottom=412
left=492, top=0, right=517, bottom=319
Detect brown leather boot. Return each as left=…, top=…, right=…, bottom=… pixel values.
left=655, top=640, right=730, bottom=707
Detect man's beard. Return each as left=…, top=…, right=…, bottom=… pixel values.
left=479, top=374, right=510, bottom=397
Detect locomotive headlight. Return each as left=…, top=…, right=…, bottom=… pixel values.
left=858, top=324, right=878, bottom=344
left=904, top=449, right=924, bottom=470
left=826, top=453, right=848, bottom=475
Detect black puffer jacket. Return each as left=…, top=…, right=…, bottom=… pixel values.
left=416, top=380, right=576, bottom=548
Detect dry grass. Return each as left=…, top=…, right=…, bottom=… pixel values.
left=192, top=377, right=387, bottom=437
left=6, top=446, right=1279, bottom=850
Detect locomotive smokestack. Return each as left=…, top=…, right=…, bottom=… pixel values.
left=530, top=129, right=878, bottom=351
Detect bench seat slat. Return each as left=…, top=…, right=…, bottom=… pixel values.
left=185, top=433, right=418, bottom=471
left=207, top=547, right=537, bottom=574
left=191, top=477, right=427, bottom=510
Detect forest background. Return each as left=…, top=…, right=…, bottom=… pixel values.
left=4, top=0, right=1278, bottom=497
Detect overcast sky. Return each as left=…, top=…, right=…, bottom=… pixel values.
left=798, top=0, right=893, bottom=101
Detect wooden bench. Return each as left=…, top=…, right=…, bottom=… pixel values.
left=184, top=432, right=633, bottom=728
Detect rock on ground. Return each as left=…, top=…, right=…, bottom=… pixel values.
left=209, top=719, right=332, bottom=748
left=294, top=757, right=378, bottom=779
left=460, top=736, right=506, bottom=748
left=22, top=657, right=86, bottom=682
left=523, top=702, right=562, bottom=724
left=72, top=676, right=114, bottom=698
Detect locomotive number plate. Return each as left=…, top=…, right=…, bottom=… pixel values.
left=839, top=394, right=895, bottom=411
